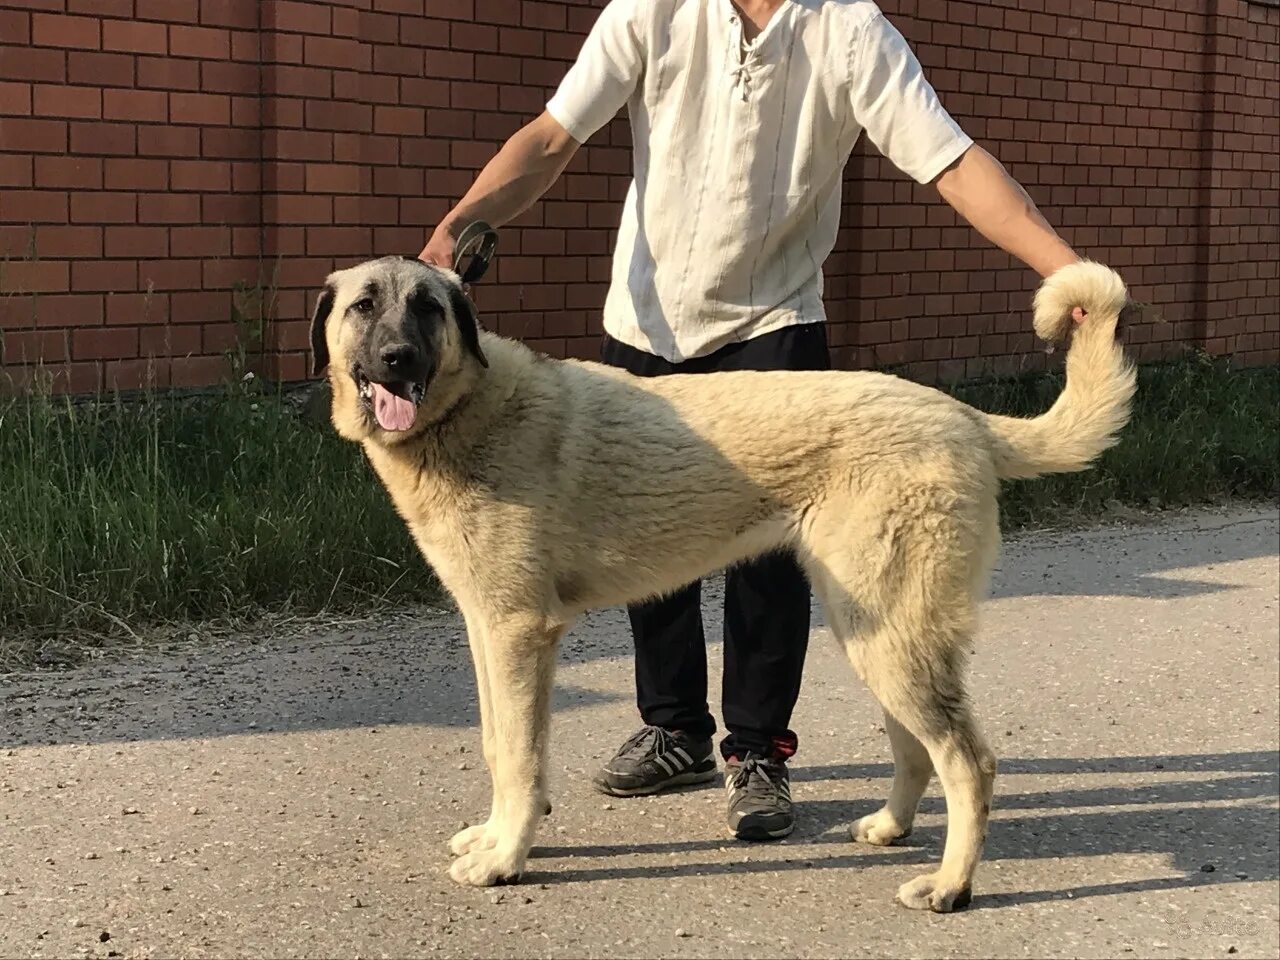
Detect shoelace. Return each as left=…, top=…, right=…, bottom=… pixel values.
left=616, top=724, right=673, bottom=761
left=728, top=755, right=788, bottom=802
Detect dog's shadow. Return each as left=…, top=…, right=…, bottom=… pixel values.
left=526, top=749, right=1280, bottom=909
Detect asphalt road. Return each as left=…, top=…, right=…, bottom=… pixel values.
left=2, top=508, right=1277, bottom=959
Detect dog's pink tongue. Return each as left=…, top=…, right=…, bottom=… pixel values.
left=372, top=383, right=417, bottom=432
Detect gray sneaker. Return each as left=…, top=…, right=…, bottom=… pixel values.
left=593, top=725, right=717, bottom=797
left=725, top=753, right=794, bottom=840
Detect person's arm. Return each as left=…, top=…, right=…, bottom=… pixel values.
left=420, top=0, right=644, bottom=266
left=934, top=145, right=1078, bottom=280
left=419, top=112, right=580, bottom=266
left=850, top=14, right=1085, bottom=317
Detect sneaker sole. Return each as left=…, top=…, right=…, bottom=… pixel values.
left=730, top=819, right=795, bottom=842
left=593, top=766, right=718, bottom=797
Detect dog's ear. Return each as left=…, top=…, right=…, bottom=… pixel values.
left=447, top=285, right=488, bottom=369
left=309, top=284, right=335, bottom=376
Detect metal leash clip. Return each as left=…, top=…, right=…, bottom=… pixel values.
left=451, top=220, right=499, bottom=284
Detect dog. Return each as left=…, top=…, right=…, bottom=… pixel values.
left=308, top=256, right=1134, bottom=911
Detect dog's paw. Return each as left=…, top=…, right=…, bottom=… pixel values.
left=851, top=808, right=912, bottom=846
left=449, top=822, right=498, bottom=856
left=448, top=848, right=523, bottom=888
left=895, top=872, right=972, bottom=913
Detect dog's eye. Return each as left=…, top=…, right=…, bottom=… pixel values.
left=352, top=297, right=374, bottom=314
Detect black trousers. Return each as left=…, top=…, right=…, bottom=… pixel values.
left=599, top=323, right=831, bottom=760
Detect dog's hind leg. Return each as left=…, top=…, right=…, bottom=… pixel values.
left=867, top=651, right=996, bottom=913
left=449, top=614, right=561, bottom=887
left=852, top=710, right=933, bottom=845
left=807, top=507, right=997, bottom=913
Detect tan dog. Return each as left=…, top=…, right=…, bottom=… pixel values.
left=309, top=257, right=1134, bottom=911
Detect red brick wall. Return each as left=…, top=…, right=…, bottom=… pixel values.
left=1, top=0, right=1276, bottom=394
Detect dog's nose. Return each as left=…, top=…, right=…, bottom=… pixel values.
left=380, top=343, right=417, bottom=369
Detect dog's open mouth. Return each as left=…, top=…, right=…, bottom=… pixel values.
left=355, top=368, right=427, bottom=432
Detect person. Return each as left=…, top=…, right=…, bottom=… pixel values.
left=420, top=0, right=1085, bottom=842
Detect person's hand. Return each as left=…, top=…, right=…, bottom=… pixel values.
left=419, top=222, right=458, bottom=268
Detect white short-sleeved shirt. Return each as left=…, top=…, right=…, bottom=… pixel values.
left=547, top=0, right=973, bottom=362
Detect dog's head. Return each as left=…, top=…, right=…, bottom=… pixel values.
left=310, top=256, right=487, bottom=444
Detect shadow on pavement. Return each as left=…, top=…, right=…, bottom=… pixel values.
left=1, top=514, right=1273, bottom=752
left=528, top=749, right=1279, bottom=909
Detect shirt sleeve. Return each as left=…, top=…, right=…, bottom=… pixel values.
left=850, top=13, right=973, bottom=184
left=546, top=0, right=644, bottom=145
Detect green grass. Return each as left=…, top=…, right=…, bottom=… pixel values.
left=0, top=381, right=436, bottom=666
left=0, top=355, right=1275, bottom=667
left=951, top=354, right=1278, bottom=528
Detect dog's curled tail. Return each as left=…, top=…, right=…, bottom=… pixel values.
left=987, top=261, right=1136, bottom=480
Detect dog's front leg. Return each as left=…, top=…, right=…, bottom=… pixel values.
left=448, top=616, right=560, bottom=887
left=449, top=611, right=503, bottom=857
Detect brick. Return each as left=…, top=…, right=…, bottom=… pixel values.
left=74, top=326, right=139, bottom=360
left=2, top=329, right=68, bottom=364
left=137, top=193, right=199, bottom=224
left=102, top=19, right=168, bottom=55
left=69, top=121, right=136, bottom=156
left=107, top=291, right=170, bottom=326
left=106, top=357, right=171, bottom=390
left=374, top=104, right=424, bottom=136
left=170, top=355, right=226, bottom=386
left=170, top=91, right=230, bottom=125
left=201, top=60, right=259, bottom=95
left=303, top=99, right=372, bottom=133
left=137, top=55, right=200, bottom=91
left=201, top=258, right=258, bottom=290
left=134, top=0, right=197, bottom=19
left=0, top=291, right=37, bottom=330
left=31, top=13, right=100, bottom=50
left=70, top=0, right=130, bottom=15
left=170, top=159, right=231, bottom=191
left=33, top=82, right=102, bottom=118
left=169, top=25, right=231, bottom=60
left=170, top=225, right=231, bottom=258
left=264, top=0, right=332, bottom=34
left=230, top=94, right=259, bottom=127
left=303, top=162, right=366, bottom=193
left=303, top=36, right=371, bottom=72
left=200, top=127, right=258, bottom=159
left=33, top=224, right=101, bottom=257
left=0, top=189, right=68, bottom=223
left=103, top=158, right=166, bottom=190
left=138, top=258, right=201, bottom=292
left=72, top=258, right=139, bottom=293
left=105, top=225, right=169, bottom=258
left=140, top=323, right=200, bottom=357
left=0, top=117, right=67, bottom=152
left=63, top=53, right=133, bottom=90
left=35, top=154, right=101, bottom=189
left=265, top=64, right=331, bottom=98
left=199, top=0, right=257, bottom=29
left=228, top=29, right=259, bottom=63
left=374, top=45, right=423, bottom=77
left=201, top=192, right=258, bottom=224
left=0, top=80, right=34, bottom=116
left=137, top=125, right=201, bottom=157
left=103, top=88, right=169, bottom=122
left=3, top=259, right=69, bottom=293
left=70, top=191, right=136, bottom=224
left=0, top=45, right=69, bottom=83
left=0, top=9, right=32, bottom=44
left=0, top=155, right=33, bottom=187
